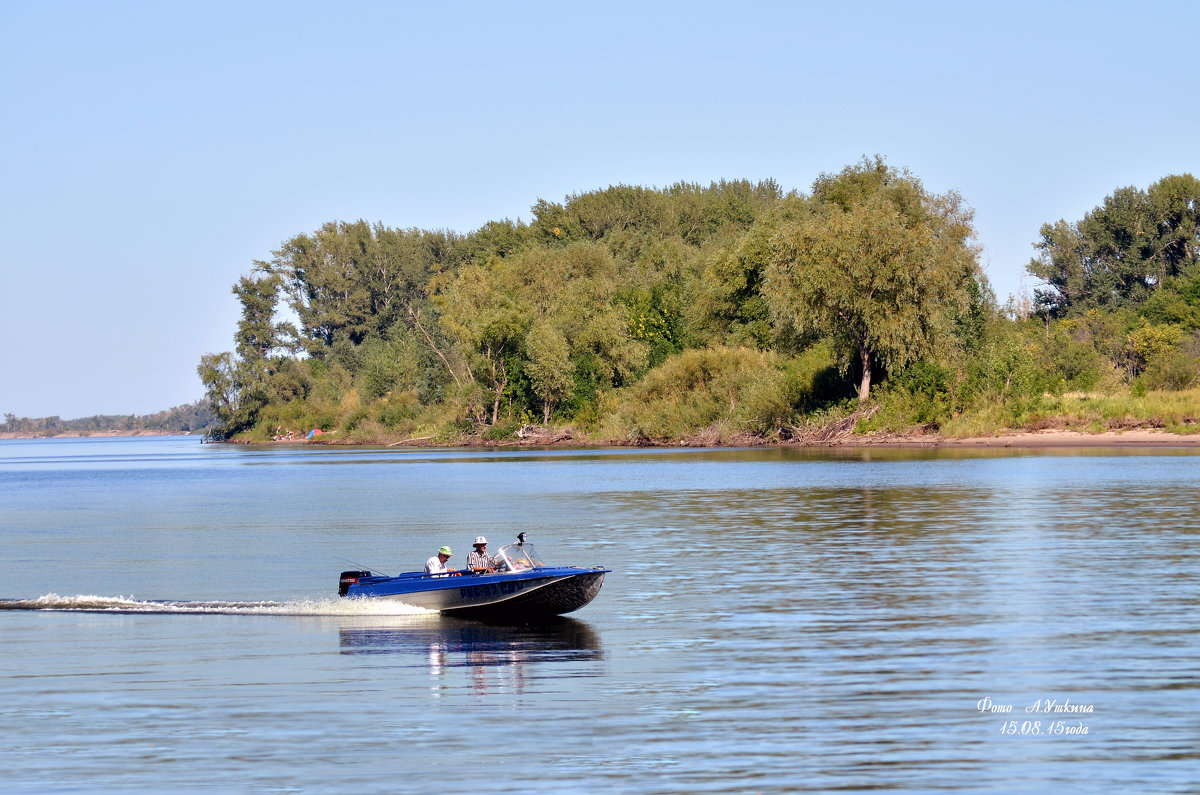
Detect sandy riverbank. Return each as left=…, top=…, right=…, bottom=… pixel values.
left=923, top=429, right=1200, bottom=448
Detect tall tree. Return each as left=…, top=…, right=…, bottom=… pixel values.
left=1147, top=174, right=1200, bottom=281
left=765, top=158, right=978, bottom=403
left=524, top=320, right=573, bottom=423
left=232, top=269, right=295, bottom=360
left=198, top=270, right=296, bottom=434
left=271, top=221, right=458, bottom=352
left=436, top=262, right=531, bottom=425
left=1028, top=173, right=1200, bottom=316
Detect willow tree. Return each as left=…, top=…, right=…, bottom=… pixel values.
left=764, top=159, right=979, bottom=403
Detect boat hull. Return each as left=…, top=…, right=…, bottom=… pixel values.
left=343, top=567, right=608, bottom=619
left=446, top=571, right=606, bottom=619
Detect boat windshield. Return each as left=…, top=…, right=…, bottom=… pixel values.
left=494, top=542, right=545, bottom=572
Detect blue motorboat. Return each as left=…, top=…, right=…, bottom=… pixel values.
left=337, top=534, right=610, bottom=619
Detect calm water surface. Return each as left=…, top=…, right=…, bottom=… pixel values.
left=1, top=437, right=1198, bottom=793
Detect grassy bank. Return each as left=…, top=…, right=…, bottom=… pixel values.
left=228, top=383, right=1200, bottom=447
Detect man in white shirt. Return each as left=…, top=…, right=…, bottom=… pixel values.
left=425, top=546, right=454, bottom=576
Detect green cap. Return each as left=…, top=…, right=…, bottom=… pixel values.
left=439, top=546, right=452, bottom=556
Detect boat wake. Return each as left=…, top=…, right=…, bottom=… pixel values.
left=0, top=593, right=432, bottom=616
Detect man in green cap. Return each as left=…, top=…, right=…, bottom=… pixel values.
left=424, top=545, right=455, bottom=576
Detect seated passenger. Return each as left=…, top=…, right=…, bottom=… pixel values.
left=466, top=536, right=495, bottom=573
left=424, top=546, right=455, bottom=576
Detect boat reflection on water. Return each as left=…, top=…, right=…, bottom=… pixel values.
left=339, top=616, right=603, bottom=696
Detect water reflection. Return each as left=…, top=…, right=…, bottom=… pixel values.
left=339, top=616, right=603, bottom=696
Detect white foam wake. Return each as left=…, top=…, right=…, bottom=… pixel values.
left=0, top=593, right=432, bottom=616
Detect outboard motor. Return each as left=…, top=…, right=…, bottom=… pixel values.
left=339, top=570, right=371, bottom=597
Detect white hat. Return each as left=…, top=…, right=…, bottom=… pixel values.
left=473, top=536, right=487, bottom=546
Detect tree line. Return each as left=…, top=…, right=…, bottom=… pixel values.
left=1, top=402, right=215, bottom=436
left=198, top=158, right=1200, bottom=443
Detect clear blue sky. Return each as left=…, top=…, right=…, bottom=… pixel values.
left=2, top=0, right=1196, bottom=419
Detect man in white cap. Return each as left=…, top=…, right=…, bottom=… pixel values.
left=466, top=536, right=495, bottom=573
left=425, top=546, right=455, bottom=576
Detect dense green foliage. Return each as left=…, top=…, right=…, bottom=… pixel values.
left=197, top=164, right=1200, bottom=443
left=1020, top=172, right=1200, bottom=400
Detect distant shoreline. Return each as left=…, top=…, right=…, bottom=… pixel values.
left=4, top=428, right=1198, bottom=448
left=0, top=430, right=195, bottom=440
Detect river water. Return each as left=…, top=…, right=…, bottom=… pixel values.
left=1, top=436, right=1198, bottom=793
